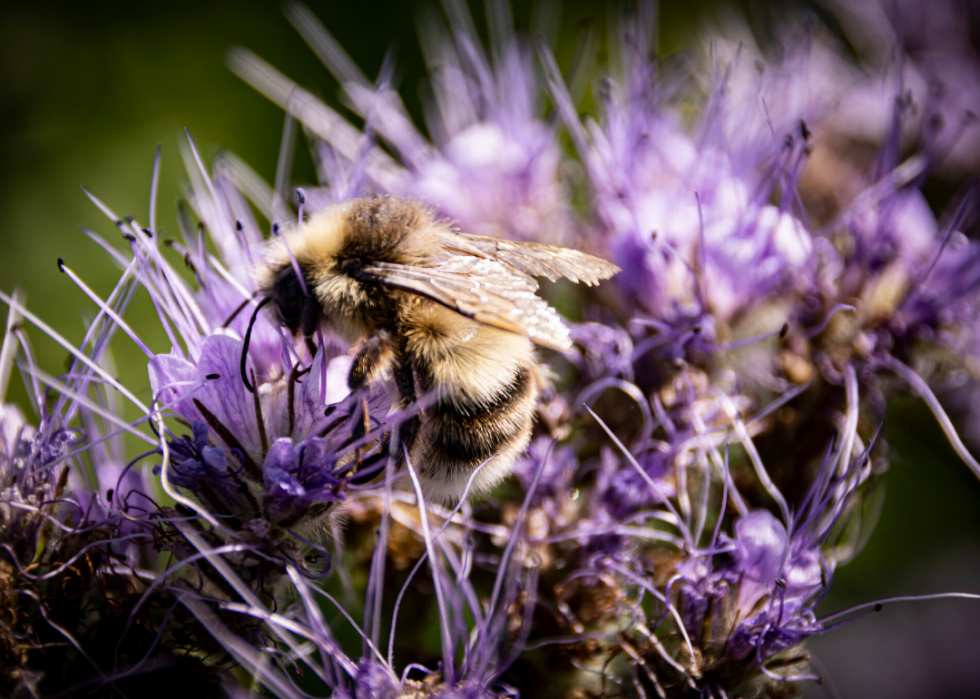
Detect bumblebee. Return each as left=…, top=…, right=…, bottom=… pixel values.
left=254, top=196, right=619, bottom=502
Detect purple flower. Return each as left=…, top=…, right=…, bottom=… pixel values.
left=511, top=436, right=576, bottom=500
left=62, top=132, right=400, bottom=549
left=820, top=0, right=980, bottom=177
left=230, top=2, right=572, bottom=245
left=13, top=3, right=980, bottom=698
left=542, top=18, right=816, bottom=329
left=594, top=446, right=677, bottom=521
left=670, top=420, right=875, bottom=688
left=150, top=335, right=360, bottom=464
left=261, top=436, right=352, bottom=529
left=569, top=322, right=636, bottom=382
left=0, top=299, right=211, bottom=695
left=781, top=70, right=980, bottom=481
left=723, top=510, right=825, bottom=660
left=758, top=4, right=980, bottom=395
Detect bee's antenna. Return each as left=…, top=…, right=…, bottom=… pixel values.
left=241, top=297, right=271, bottom=393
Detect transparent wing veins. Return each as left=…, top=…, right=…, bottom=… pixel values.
left=358, top=258, right=574, bottom=351
left=439, top=232, right=621, bottom=285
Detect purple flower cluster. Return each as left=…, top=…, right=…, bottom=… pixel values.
left=231, top=3, right=572, bottom=244
left=545, top=22, right=817, bottom=329
left=0, top=293, right=235, bottom=695
left=4, top=1, right=980, bottom=697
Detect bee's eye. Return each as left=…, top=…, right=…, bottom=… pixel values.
left=273, top=267, right=306, bottom=332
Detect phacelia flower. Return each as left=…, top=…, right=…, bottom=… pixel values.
left=0, top=294, right=232, bottom=697
left=7, top=2, right=980, bottom=697
left=230, top=1, right=573, bottom=245
left=542, top=17, right=816, bottom=333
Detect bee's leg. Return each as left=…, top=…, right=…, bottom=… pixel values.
left=347, top=331, right=396, bottom=471
left=355, top=394, right=371, bottom=443
left=301, top=296, right=320, bottom=359
left=392, top=361, right=420, bottom=463
left=347, top=429, right=391, bottom=484
left=348, top=330, right=395, bottom=391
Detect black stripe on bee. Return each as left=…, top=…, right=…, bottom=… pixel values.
left=425, top=366, right=535, bottom=464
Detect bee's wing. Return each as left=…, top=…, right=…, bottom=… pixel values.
left=440, top=233, right=621, bottom=285
left=357, top=258, right=574, bottom=352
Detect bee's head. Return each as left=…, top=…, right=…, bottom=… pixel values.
left=254, top=196, right=442, bottom=345
left=243, top=261, right=318, bottom=393
left=269, top=264, right=312, bottom=335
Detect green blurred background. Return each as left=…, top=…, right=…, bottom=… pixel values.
left=2, top=1, right=979, bottom=696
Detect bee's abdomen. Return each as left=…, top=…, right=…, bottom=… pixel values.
left=411, top=359, right=538, bottom=502
left=427, top=365, right=535, bottom=463
left=397, top=303, right=539, bottom=501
